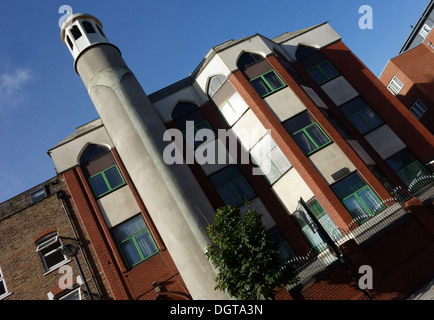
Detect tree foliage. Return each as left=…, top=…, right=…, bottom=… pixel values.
left=205, top=205, right=299, bottom=300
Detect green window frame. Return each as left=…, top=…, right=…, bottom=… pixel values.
left=112, top=215, right=159, bottom=269
left=216, top=176, right=256, bottom=207
left=307, top=61, right=340, bottom=85
left=88, top=165, right=126, bottom=198
left=331, top=172, right=385, bottom=224
left=182, top=120, right=215, bottom=149
left=292, top=122, right=332, bottom=155
left=250, top=70, right=286, bottom=97
left=396, top=160, right=432, bottom=188
left=347, top=106, right=383, bottom=134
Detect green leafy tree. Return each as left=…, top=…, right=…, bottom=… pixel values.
left=205, top=205, right=299, bottom=300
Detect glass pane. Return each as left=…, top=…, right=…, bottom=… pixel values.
left=397, top=167, right=417, bottom=187
left=308, top=67, right=328, bottom=84
left=228, top=93, right=249, bottom=118
left=318, top=214, right=343, bottom=241
left=302, top=226, right=328, bottom=252
left=45, top=250, right=66, bottom=269
left=293, top=131, right=317, bottom=154
left=349, top=113, right=371, bottom=134
left=105, top=166, right=124, bottom=190
left=259, top=158, right=280, bottom=184
left=217, top=184, right=241, bottom=207
left=343, top=195, right=370, bottom=223
left=386, top=148, right=416, bottom=172
left=112, top=215, right=147, bottom=242
left=283, top=111, right=313, bottom=134
left=361, top=108, right=383, bottom=129
left=82, top=21, right=96, bottom=34
left=209, top=165, right=242, bottom=188
left=305, top=124, right=330, bottom=148
left=251, top=134, right=276, bottom=164
left=408, top=161, right=429, bottom=179
left=220, top=102, right=239, bottom=126
left=319, top=61, right=339, bottom=79
left=135, top=230, right=158, bottom=259
left=0, top=281, right=6, bottom=295
left=263, top=71, right=284, bottom=90
left=59, top=289, right=81, bottom=300
left=269, top=147, right=291, bottom=175
left=251, top=77, right=272, bottom=96
left=358, top=187, right=384, bottom=215
left=231, top=176, right=255, bottom=202
left=331, top=173, right=367, bottom=200
left=89, top=173, right=109, bottom=196
left=120, top=238, right=142, bottom=267
left=306, top=199, right=324, bottom=218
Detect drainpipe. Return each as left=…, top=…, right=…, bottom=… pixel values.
left=56, top=189, right=102, bottom=300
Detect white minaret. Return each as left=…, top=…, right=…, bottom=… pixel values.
left=61, top=13, right=228, bottom=300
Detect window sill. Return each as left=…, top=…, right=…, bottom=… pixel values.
left=43, top=259, right=72, bottom=276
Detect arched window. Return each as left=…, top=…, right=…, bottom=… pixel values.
left=80, top=144, right=125, bottom=198
left=237, top=52, right=263, bottom=70
left=71, top=25, right=82, bottom=40
left=82, top=21, right=96, bottom=34
left=171, top=102, right=199, bottom=120
left=96, top=25, right=105, bottom=37
left=171, top=102, right=214, bottom=149
left=207, top=75, right=227, bottom=97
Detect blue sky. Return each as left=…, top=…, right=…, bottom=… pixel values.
left=0, top=0, right=429, bottom=203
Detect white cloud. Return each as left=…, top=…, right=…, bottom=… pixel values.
left=0, top=68, right=32, bottom=111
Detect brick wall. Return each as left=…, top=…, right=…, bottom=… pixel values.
left=0, top=177, right=107, bottom=300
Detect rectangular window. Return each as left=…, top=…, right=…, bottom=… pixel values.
left=219, top=92, right=249, bottom=126
left=112, top=215, right=159, bottom=269
left=283, top=111, right=332, bottom=155
left=88, top=165, right=125, bottom=198
left=0, top=267, right=8, bottom=299
left=36, top=233, right=67, bottom=272
left=250, top=70, right=285, bottom=97
left=294, top=198, right=343, bottom=252
left=30, top=187, right=48, bottom=204
left=409, top=99, right=428, bottom=119
left=307, top=61, right=340, bottom=85
left=268, top=226, right=295, bottom=261
left=250, top=133, right=292, bottom=184
left=341, top=97, right=383, bottom=134
left=420, top=23, right=432, bottom=39
left=58, top=288, right=82, bottom=300
left=387, top=76, right=403, bottom=96
left=386, top=148, right=432, bottom=190
left=331, top=172, right=385, bottom=224
left=209, top=165, right=256, bottom=207
left=182, top=120, right=215, bottom=149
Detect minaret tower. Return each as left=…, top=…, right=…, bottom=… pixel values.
left=61, top=13, right=228, bottom=300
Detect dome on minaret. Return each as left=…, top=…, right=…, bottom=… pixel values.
left=60, top=13, right=109, bottom=60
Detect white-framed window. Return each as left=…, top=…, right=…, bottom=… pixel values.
left=0, top=267, right=9, bottom=300
left=219, top=92, right=249, bottom=126
left=387, top=76, right=403, bottom=96
left=250, top=133, right=292, bottom=184
left=419, top=23, right=432, bottom=39
left=409, top=99, right=428, bottom=119
left=58, top=288, right=82, bottom=300
left=35, top=233, right=67, bottom=273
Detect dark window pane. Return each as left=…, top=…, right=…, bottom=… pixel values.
left=112, top=215, right=147, bottom=241
left=231, top=176, right=255, bottom=202
left=341, top=97, right=369, bottom=116
left=80, top=144, right=110, bottom=164
left=45, top=250, right=65, bottom=268
left=251, top=77, right=272, bottom=96
left=171, top=102, right=198, bottom=120
left=209, top=165, right=242, bottom=188
left=305, top=124, right=330, bottom=148
left=349, top=113, right=371, bottom=134
left=217, top=184, right=241, bottom=206
left=263, top=71, right=284, bottom=90
left=71, top=25, right=82, bottom=40
left=342, top=195, right=370, bottom=222
left=319, top=61, right=339, bottom=79
left=331, top=173, right=366, bottom=200
left=358, top=187, right=384, bottom=214
left=82, top=21, right=96, bottom=33
left=386, top=148, right=416, bottom=172
left=0, top=281, right=6, bottom=295
left=89, top=173, right=110, bottom=196
left=238, top=52, right=263, bottom=69
left=308, top=67, right=328, bottom=84
left=105, top=166, right=124, bottom=189
left=119, top=238, right=142, bottom=267
left=293, top=131, right=317, bottom=154
left=283, top=111, right=313, bottom=134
